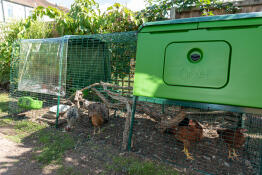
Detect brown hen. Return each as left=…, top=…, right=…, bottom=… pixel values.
left=217, top=128, right=247, bottom=160
left=91, top=111, right=105, bottom=134
left=175, top=119, right=203, bottom=160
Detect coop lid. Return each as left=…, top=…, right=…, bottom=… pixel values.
left=139, top=12, right=262, bottom=32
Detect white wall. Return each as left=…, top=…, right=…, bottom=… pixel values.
left=0, top=1, right=33, bottom=22
left=0, top=1, right=4, bottom=22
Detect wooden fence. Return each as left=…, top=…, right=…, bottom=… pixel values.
left=171, top=0, right=262, bottom=19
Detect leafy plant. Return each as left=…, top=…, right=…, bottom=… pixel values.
left=0, top=21, right=22, bottom=85
left=0, top=20, right=53, bottom=86
left=30, top=1, right=139, bottom=35
left=29, top=0, right=102, bottom=35
left=101, top=3, right=140, bottom=33
left=136, top=0, right=173, bottom=22
left=139, top=0, right=240, bottom=22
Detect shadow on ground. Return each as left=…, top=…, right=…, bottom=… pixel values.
left=0, top=113, right=182, bottom=175
left=0, top=99, right=260, bottom=175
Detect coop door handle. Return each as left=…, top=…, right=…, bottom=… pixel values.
left=190, top=54, right=201, bottom=62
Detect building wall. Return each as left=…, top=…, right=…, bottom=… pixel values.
left=0, top=0, right=33, bottom=22
left=171, top=0, right=262, bottom=19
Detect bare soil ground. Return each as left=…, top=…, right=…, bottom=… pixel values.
left=0, top=91, right=260, bottom=175
left=0, top=133, right=33, bottom=175
left=0, top=125, right=182, bottom=175
left=0, top=113, right=182, bottom=175
left=71, top=110, right=258, bottom=175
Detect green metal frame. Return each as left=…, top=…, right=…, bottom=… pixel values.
left=127, top=96, right=138, bottom=151
left=55, top=37, right=66, bottom=128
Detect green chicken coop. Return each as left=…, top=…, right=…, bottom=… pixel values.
left=134, top=12, right=262, bottom=110
left=130, top=12, right=262, bottom=175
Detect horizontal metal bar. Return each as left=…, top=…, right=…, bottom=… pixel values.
left=136, top=96, right=262, bottom=115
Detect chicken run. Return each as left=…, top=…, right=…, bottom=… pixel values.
left=8, top=13, right=262, bottom=174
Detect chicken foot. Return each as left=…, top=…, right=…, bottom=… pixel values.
left=93, top=127, right=101, bottom=135
left=232, top=148, right=239, bottom=160
left=228, top=149, right=233, bottom=160
left=228, top=148, right=239, bottom=160
left=182, top=145, right=194, bottom=160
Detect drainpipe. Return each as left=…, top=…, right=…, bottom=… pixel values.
left=24, top=6, right=26, bottom=19
left=1, top=0, right=5, bottom=22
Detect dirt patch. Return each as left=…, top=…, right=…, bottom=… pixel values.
left=0, top=126, right=17, bottom=136
left=0, top=133, right=36, bottom=175
left=1, top=106, right=259, bottom=175
left=64, top=109, right=258, bottom=175
left=0, top=127, right=182, bottom=175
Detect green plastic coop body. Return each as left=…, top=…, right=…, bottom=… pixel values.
left=133, top=12, right=262, bottom=109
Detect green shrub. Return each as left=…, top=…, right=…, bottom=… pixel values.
left=0, top=20, right=53, bottom=86
left=101, top=3, right=140, bottom=33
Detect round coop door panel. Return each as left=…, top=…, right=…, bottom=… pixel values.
left=164, top=41, right=231, bottom=88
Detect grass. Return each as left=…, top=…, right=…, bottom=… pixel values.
left=0, top=117, right=47, bottom=143
left=0, top=92, right=46, bottom=143
left=56, top=166, right=83, bottom=175
left=0, top=92, right=9, bottom=116
left=0, top=92, right=75, bottom=166
left=107, top=156, right=179, bottom=175
left=32, top=128, right=75, bottom=165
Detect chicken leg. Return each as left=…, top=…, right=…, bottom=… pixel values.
left=232, top=148, right=239, bottom=160
left=228, top=148, right=233, bottom=160
left=182, top=145, right=194, bottom=160
left=98, top=127, right=101, bottom=134
left=93, top=127, right=102, bottom=135
left=228, top=148, right=239, bottom=160
left=93, top=127, right=96, bottom=135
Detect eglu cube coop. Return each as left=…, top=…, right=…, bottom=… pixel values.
left=131, top=12, right=262, bottom=174
left=8, top=12, right=262, bottom=175
left=9, top=32, right=137, bottom=121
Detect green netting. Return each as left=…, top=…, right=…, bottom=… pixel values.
left=129, top=96, right=262, bottom=175
left=9, top=31, right=137, bottom=115
left=18, top=38, right=67, bottom=96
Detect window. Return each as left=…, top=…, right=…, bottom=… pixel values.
left=7, top=6, right=13, bottom=18
left=28, top=10, right=32, bottom=16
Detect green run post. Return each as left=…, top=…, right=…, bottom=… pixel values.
left=128, top=96, right=138, bottom=151
left=55, top=38, right=65, bottom=128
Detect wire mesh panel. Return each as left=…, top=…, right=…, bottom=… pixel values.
left=9, top=38, right=67, bottom=118
left=18, top=38, right=67, bottom=96
left=65, top=32, right=137, bottom=99
left=130, top=96, right=262, bottom=175
left=9, top=31, right=137, bottom=120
